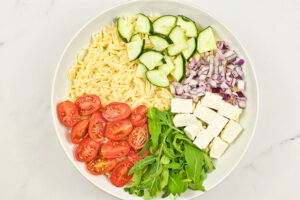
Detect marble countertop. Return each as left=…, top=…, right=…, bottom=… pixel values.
left=1, top=0, right=299, bottom=199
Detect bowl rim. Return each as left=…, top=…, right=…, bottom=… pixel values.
left=51, top=0, right=259, bottom=199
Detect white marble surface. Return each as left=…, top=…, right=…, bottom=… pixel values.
left=1, top=0, right=299, bottom=199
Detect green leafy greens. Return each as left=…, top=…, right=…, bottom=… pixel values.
left=125, top=107, right=215, bottom=199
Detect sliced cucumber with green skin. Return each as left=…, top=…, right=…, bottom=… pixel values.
left=197, top=26, right=217, bottom=53
left=182, top=38, right=196, bottom=60
left=149, top=35, right=170, bottom=51
left=171, top=54, right=185, bottom=82
left=126, top=39, right=145, bottom=61
left=177, top=15, right=198, bottom=37
left=169, top=26, right=187, bottom=44
left=153, top=15, right=177, bottom=35
left=158, top=55, right=175, bottom=74
left=136, top=63, right=147, bottom=79
left=117, top=18, right=133, bottom=42
left=146, top=69, right=170, bottom=87
left=167, top=42, right=187, bottom=56
left=135, top=13, right=152, bottom=34
left=130, top=33, right=141, bottom=42
left=139, top=50, right=164, bottom=70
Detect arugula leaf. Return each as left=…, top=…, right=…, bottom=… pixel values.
left=132, top=169, right=143, bottom=186
left=164, top=161, right=182, bottom=169
left=160, top=168, right=169, bottom=189
left=184, top=143, right=204, bottom=182
left=140, top=162, right=162, bottom=198
left=168, top=170, right=188, bottom=196
left=188, top=168, right=206, bottom=191
left=163, top=144, right=177, bottom=159
left=124, top=186, right=135, bottom=194
left=160, top=155, right=170, bottom=164
left=161, top=189, right=171, bottom=198
left=138, top=139, right=152, bottom=156
left=128, top=155, right=156, bottom=175
left=148, top=118, right=161, bottom=149
left=203, top=151, right=215, bottom=173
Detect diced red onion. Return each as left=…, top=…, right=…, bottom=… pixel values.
left=189, top=79, right=198, bottom=87
left=224, top=50, right=237, bottom=63
left=222, top=94, right=231, bottom=101
left=170, top=84, right=175, bottom=94
left=217, top=41, right=229, bottom=50
left=234, top=58, right=244, bottom=66
left=211, top=87, right=221, bottom=93
left=238, top=100, right=246, bottom=108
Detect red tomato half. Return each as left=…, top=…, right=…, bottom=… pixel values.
left=87, top=156, right=117, bottom=175
left=128, top=124, right=149, bottom=150
left=75, top=95, right=101, bottom=115
left=57, top=101, right=79, bottom=127
left=101, top=140, right=131, bottom=159
left=102, top=102, right=131, bottom=122
left=104, top=120, right=133, bottom=140
left=110, top=160, right=134, bottom=187
left=75, top=138, right=100, bottom=162
left=88, top=112, right=106, bottom=142
left=130, top=105, right=148, bottom=127
left=70, top=119, right=89, bottom=144
left=128, top=149, right=149, bottom=162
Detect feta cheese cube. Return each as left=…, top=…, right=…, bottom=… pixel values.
left=209, top=137, right=229, bottom=159
left=201, top=92, right=222, bottom=110
left=171, top=98, right=193, bottom=113
left=220, top=120, right=243, bottom=143
left=173, top=114, right=198, bottom=127
left=218, top=101, right=242, bottom=120
left=194, top=102, right=217, bottom=124
left=193, top=130, right=213, bottom=149
left=184, top=121, right=203, bottom=140
left=206, top=114, right=229, bottom=137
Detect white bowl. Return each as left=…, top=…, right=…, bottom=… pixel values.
left=51, top=0, right=259, bottom=199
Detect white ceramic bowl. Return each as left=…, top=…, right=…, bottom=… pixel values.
left=51, top=0, right=259, bottom=199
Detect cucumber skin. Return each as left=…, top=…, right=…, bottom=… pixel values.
left=196, top=26, right=217, bottom=53
left=178, top=54, right=186, bottom=82
left=137, top=13, right=153, bottom=34
left=151, top=34, right=173, bottom=44
left=128, top=40, right=145, bottom=62
left=117, top=17, right=132, bottom=43
left=130, top=33, right=141, bottom=42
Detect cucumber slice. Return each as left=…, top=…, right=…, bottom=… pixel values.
left=168, top=26, right=187, bottom=44
left=182, top=38, right=196, bottom=60
left=130, top=33, right=141, bottom=42
left=158, top=55, right=175, bottom=74
left=149, top=35, right=170, bottom=51
left=153, top=15, right=177, bottom=35
left=135, top=13, right=152, bottom=34
left=167, top=42, right=187, bottom=56
left=117, top=17, right=133, bottom=42
left=197, top=26, right=217, bottom=53
left=126, top=39, right=145, bottom=61
left=136, top=63, right=147, bottom=79
left=171, top=54, right=185, bottom=82
left=177, top=15, right=198, bottom=37
left=139, top=50, right=164, bottom=70
left=146, top=69, right=170, bottom=87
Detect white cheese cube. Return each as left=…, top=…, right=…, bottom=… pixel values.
left=209, top=137, right=229, bottom=159
left=206, top=114, right=229, bottom=137
left=194, top=102, right=217, bottom=124
left=173, top=114, right=198, bottom=127
left=220, top=120, right=243, bottom=143
left=218, top=101, right=242, bottom=120
left=201, top=92, right=222, bottom=110
left=193, top=130, right=213, bottom=149
left=184, top=121, right=203, bottom=140
left=171, top=98, right=193, bottom=113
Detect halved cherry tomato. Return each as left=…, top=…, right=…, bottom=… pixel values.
left=102, top=102, right=131, bottom=122
left=57, top=101, right=79, bottom=127
left=130, top=105, right=148, bottom=127
left=104, top=120, right=133, bottom=140
left=70, top=119, right=89, bottom=144
left=75, top=138, right=100, bottom=162
left=128, top=124, right=149, bottom=150
left=87, top=156, right=117, bottom=175
left=101, top=140, right=131, bottom=159
left=88, top=112, right=106, bottom=142
left=110, top=160, right=134, bottom=187
left=75, top=95, right=101, bottom=115
left=128, top=149, right=149, bottom=162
